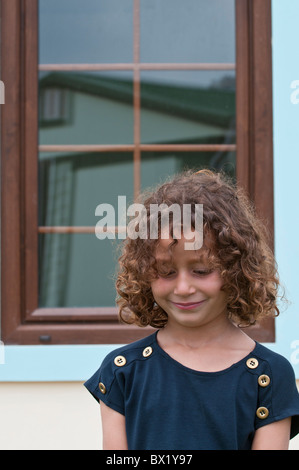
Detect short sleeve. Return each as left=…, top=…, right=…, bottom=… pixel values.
left=84, top=351, right=125, bottom=415
left=255, top=353, right=299, bottom=439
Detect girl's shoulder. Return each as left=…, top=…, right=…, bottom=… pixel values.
left=100, top=331, right=157, bottom=369
left=84, top=331, right=157, bottom=410
left=85, top=331, right=157, bottom=392
left=250, top=342, right=299, bottom=439
left=253, top=342, right=296, bottom=378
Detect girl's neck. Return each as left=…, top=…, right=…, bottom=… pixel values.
left=158, top=316, right=247, bottom=350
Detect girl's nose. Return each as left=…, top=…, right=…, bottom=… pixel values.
left=173, top=272, right=196, bottom=296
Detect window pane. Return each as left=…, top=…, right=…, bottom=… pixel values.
left=38, top=0, right=133, bottom=63
left=141, top=151, right=236, bottom=190
left=38, top=152, right=134, bottom=227
left=38, top=152, right=133, bottom=307
left=141, top=71, right=235, bottom=145
left=39, top=72, right=134, bottom=145
left=140, top=0, right=235, bottom=63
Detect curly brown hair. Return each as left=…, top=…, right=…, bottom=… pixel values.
left=116, top=169, right=282, bottom=329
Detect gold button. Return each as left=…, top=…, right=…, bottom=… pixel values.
left=256, top=406, right=269, bottom=419
left=142, top=346, right=153, bottom=358
left=99, top=382, right=106, bottom=394
left=114, top=355, right=126, bottom=367
left=246, top=357, right=259, bottom=369
left=258, top=374, right=271, bottom=387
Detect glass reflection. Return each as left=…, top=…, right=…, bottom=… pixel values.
left=141, top=151, right=236, bottom=191
left=38, top=0, right=236, bottom=309
left=39, top=72, right=134, bottom=145
left=39, top=234, right=121, bottom=307
left=38, top=152, right=134, bottom=227
left=39, top=0, right=133, bottom=64
left=38, top=151, right=134, bottom=308
left=141, top=71, right=235, bottom=145
left=140, top=0, right=235, bottom=63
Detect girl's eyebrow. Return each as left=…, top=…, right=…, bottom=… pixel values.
left=155, top=256, right=172, bottom=263
left=155, top=254, right=209, bottom=264
left=187, top=258, right=210, bottom=266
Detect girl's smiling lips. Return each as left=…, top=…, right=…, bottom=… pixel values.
left=171, top=300, right=206, bottom=310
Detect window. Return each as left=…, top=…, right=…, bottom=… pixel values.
left=1, top=0, right=274, bottom=344
left=39, top=87, right=72, bottom=125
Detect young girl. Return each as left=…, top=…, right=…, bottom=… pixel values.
left=84, top=169, right=299, bottom=450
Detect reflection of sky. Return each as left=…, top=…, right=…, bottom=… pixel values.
left=39, top=0, right=235, bottom=87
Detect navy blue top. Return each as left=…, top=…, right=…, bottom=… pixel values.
left=84, top=331, right=299, bottom=450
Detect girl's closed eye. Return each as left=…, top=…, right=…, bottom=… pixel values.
left=157, top=266, right=176, bottom=278
left=156, top=264, right=213, bottom=278
left=193, top=268, right=213, bottom=276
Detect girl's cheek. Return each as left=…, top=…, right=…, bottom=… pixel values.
left=151, top=278, right=168, bottom=295
left=203, top=271, right=223, bottom=290
left=151, top=280, right=160, bottom=294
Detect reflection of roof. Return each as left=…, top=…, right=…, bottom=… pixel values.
left=39, top=72, right=235, bottom=128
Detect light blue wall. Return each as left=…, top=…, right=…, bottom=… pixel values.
left=270, top=0, right=299, bottom=375
left=0, top=0, right=298, bottom=381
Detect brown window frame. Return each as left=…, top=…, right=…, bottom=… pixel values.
left=1, top=0, right=275, bottom=344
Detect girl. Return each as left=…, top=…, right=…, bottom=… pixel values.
left=85, top=169, right=299, bottom=450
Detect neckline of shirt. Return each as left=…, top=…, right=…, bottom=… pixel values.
left=152, top=330, right=259, bottom=376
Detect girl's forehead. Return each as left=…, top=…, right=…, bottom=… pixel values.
left=154, top=237, right=211, bottom=263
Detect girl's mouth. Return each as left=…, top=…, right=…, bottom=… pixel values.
left=171, top=300, right=206, bottom=310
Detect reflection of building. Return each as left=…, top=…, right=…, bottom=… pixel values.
left=39, top=71, right=235, bottom=146
left=38, top=72, right=236, bottom=308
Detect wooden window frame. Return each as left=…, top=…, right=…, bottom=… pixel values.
left=1, top=0, right=274, bottom=344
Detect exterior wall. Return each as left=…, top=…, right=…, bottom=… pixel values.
left=271, top=0, right=299, bottom=372
left=0, top=381, right=298, bottom=450
left=0, top=382, right=101, bottom=450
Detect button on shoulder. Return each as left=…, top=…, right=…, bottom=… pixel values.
left=258, top=374, right=271, bottom=387
left=142, top=346, right=153, bottom=358
left=114, top=355, right=127, bottom=367
left=246, top=357, right=259, bottom=369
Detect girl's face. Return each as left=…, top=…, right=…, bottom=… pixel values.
left=151, top=236, right=228, bottom=331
